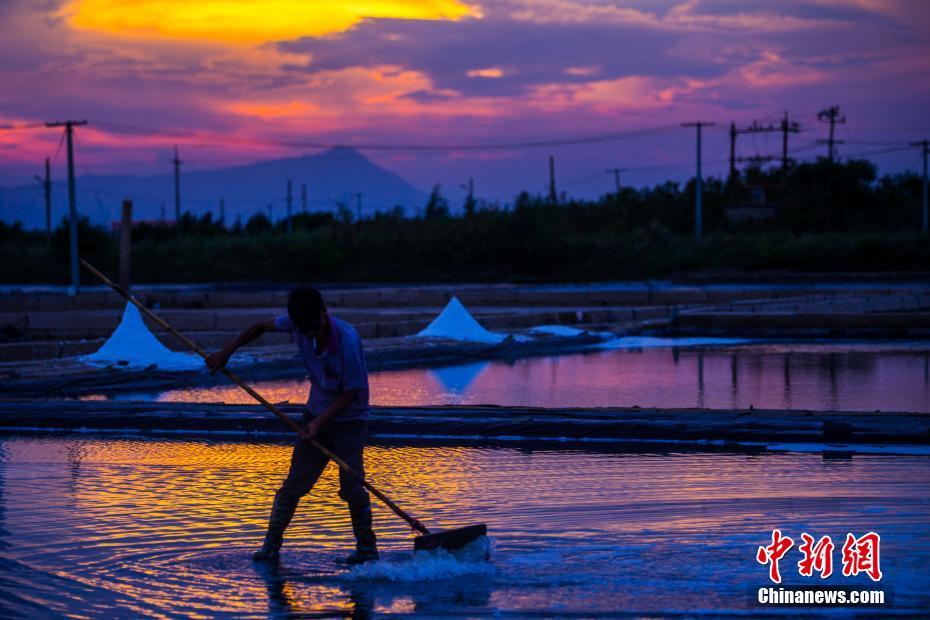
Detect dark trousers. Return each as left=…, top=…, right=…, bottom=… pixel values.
left=279, top=419, right=371, bottom=508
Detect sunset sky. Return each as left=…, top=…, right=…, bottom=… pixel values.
left=1, top=0, right=928, bottom=201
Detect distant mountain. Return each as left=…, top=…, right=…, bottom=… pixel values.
left=0, top=147, right=427, bottom=229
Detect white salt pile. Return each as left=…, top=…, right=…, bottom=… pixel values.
left=414, top=297, right=507, bottom=344
left=83, top=302, right=202, bottom=370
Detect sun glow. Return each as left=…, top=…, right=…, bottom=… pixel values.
left=64, top=0, right=477, bottom=44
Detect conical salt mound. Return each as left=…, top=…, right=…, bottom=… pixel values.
left=83, top=302, right=202, bottom=370
left=415, top=297, right=506, bottom=344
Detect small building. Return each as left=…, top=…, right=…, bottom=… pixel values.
left=726, top=185, right=777, bottom=223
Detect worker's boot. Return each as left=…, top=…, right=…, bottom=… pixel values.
left=345, top=503, right=379, bottom=565
left=253, top=491, right=298, bottom=562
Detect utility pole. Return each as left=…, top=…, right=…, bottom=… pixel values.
left=911, top=140, right=929, bottom=234
left=45, top=119, right=87, bottom=295
left=728, top=122, right=737, bottom=182
left=286, top=179, right=293, bottom=233
left=301, top=183, right=307, bottom=213
left=461, top=177, right=476, bottom=216
left=354, top=192, right=363, bottom=221
left=219, top=198, right=225, bottom=227
left=817, top=106, right=845, bottom=162
left=606, top=168, right=625, bottom=194
left=34, top=157, right=52, bottom=245
left=119, top=200, right=132, bottom=292
left=548, top=156, right=557, bottom=204
left=682, top=121, right=715, bottom=240
left=172, top=146, right=182, bottom=221
left=781, top=111, right=800, bottom=199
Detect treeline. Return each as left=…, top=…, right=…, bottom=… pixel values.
left=2, top=159, right=927, bottom=283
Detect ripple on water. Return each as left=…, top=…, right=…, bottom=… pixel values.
left=1, top=435, right=929, bottom=615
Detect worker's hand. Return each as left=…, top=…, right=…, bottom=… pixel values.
left=299, top=418, right=323, bottom=441
left=204, top=350, right=230, bottom=374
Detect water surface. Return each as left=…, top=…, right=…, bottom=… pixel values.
left=0, top=435, right=927, bottom=616
left=97, top=341, right=930, bottom=412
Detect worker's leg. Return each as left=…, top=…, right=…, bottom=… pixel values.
left=254, top=437, right=329, bottom=561
left=331, top=421, right=378, bottom=564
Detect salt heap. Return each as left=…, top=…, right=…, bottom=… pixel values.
left=415, top=297, right=506, bottom=344
left=83, top=302, right=202, bottom=370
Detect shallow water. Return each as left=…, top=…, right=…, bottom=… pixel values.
left=0, top=435, right=927, bottom=616
left=99, top=341, right=930, bottom=412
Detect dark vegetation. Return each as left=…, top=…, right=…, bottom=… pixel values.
left=2, top=159, right=927, bottom=284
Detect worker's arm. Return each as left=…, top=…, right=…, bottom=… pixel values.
left=300, top=389, right=360, bottom=439
left=205, top=318, right=276, bottom=373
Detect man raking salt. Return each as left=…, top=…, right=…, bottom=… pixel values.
left=83, top=260, right=488, bottom=564
left=206, top=286, right=379, bottom=565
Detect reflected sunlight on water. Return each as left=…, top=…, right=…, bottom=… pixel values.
left=104, top=344, right=930, bottom=412
left=1, top=435, right=929, bottom=616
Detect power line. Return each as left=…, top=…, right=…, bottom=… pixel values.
left=91, top=120, right=680, bottom=153
left=72, top=130, right=108, bottom=214
left=0, top=122, right=46, bottom=131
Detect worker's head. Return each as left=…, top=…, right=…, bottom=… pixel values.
left=287, top=286, right=326, bottom=336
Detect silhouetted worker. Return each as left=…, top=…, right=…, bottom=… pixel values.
left=206, top=286, right=378, bottom=565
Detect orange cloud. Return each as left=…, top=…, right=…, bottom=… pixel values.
left=63, top=0, right=477, bottom=44
left=224, top=101, right=321, bottom=119
left=466, top=67, right=504, bottom=78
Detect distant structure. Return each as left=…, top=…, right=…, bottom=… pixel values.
left=172, top=146, right=183, bottom=221
left=682, top=121, right=715, bottom=239
left=45, top=119, right=87, bottom=295
left=817, top=106, right=846, bottom=162
left=725, top=111, right=800, bottom=223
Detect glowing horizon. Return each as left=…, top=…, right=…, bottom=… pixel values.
left=1, top=0, right=928, bottom=200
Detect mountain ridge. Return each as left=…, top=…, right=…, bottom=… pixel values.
left=0, top=147, right=427, bottom=229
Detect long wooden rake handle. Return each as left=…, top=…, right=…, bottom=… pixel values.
left=81, top=259, right=430, bottom=535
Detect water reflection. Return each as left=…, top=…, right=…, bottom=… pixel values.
left=0, top=436, right=928, bottom=615
left=429, top=361, right=488, bottom=396
left=104, top=343, right=930, bottom=412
